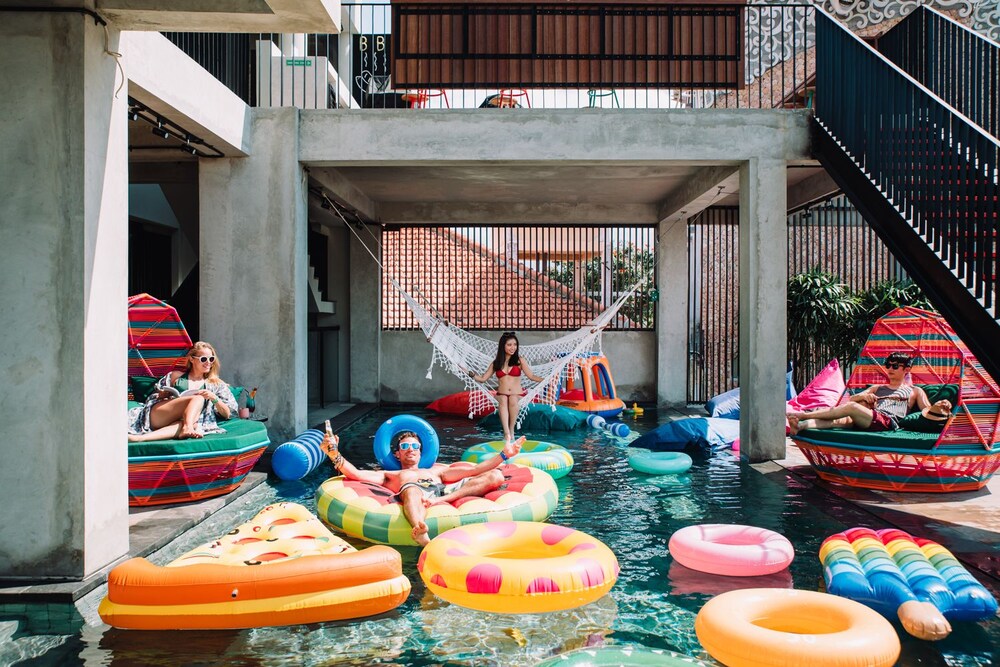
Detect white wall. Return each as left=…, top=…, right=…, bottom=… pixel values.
left=379, top=330, right=656, bottom=404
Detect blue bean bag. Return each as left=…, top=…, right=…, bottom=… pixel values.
left=705, top=366, right=797, bottom=420
left=630, top=417, right=740, bottom=451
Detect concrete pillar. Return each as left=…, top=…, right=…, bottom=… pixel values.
left=0, top=12, right=128, bottom=579
left=738, top=158, right=787, bottom=462
left=657, top=218, right=689, bottom=406
left=200, top=108, right=307, bottom=443
left=350, top=227, right=382, bottom=402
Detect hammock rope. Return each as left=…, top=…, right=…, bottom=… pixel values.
left=325, top=195, right=651, bottom=425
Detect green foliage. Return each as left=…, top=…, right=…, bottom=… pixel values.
left=787, top=268, right=860, bottom=380
left=787, top=269, right=930, bottom=384
left=545, top=244, right=655, bottom=327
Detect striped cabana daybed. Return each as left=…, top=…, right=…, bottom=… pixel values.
left=792, top=307, right=1000, bottom=492
left=127, top=406, right=269, bottom=507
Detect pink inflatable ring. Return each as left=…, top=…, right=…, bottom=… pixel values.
left=669, top=524, right=794, bottom=576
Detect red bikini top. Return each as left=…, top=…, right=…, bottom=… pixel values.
left=496, top=365, right=521, bottom=379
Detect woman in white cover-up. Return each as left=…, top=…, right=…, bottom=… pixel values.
left=128, top=341, right=238, bottom=442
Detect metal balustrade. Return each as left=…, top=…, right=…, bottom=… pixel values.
left=166, top=3, right=817, bottom=110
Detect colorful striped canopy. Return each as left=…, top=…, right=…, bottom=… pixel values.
left=849, top=306, right=999, bottom=401
left=128, top=293, right=192, bottom=380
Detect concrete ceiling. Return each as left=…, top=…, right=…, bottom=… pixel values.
left=93, top=0, right=339, bottom=32
left=310, top=162, right=831, bottom=225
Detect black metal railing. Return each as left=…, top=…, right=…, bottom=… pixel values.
left=162, top=32, right=253, bottom=103
left=382, top=225, right=656, bottom=331
left=815, top=11, right=1000, bottom=314
left=213, top=3, right=817, bottom=110
left=878, top=6, right=999, bottom=140
left=686, top=197, right=909, bottom=403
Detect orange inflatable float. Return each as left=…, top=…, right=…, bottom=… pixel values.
left=99, top=502, right=410, bottom=629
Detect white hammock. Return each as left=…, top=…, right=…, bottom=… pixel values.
left=392, top=277, right=645, bottom=425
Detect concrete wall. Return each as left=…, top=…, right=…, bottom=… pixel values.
left=200, top=108, right=308, bottom=443
left=380, top=331, right=655, bottom=404
left=0, top=13, right=128, bottom=578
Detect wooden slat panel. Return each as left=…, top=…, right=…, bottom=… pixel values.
left=391, top=2, right=746, bottom=88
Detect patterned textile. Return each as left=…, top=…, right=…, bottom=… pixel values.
left=127, top=293, right=193, bottom=380
left=127, top=374, right=239, bottom=435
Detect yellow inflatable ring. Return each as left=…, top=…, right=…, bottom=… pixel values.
left=695, top=588, right=900, bottom=667
left=317, top=463, right=558, bottom=546
left=418, top=521, right=619, bottom=613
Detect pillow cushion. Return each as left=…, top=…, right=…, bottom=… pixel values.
left=630, top=417, right=741, bottom=452
left=479, top=403, right=588, bottom=431
left=786, top=359, right=845, bottom=413
left=916, top=383, right=959, bottom=408
left=230, top=385, right=244, bottom=402
left=705, top=387, right=741, bottom=420
left=427, top=391, right=496, bottom=417
left=129, top=375, right=160, bottom=403
left=705, top=367, right=796, bottom=419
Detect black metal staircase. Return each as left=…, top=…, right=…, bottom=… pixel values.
left=811, top=9, right=1000, bottom=379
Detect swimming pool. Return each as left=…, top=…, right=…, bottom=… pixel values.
left=3, top=408, right=999, bottom=666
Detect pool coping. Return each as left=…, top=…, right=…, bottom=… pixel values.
left=0, top=403, right=379, bottom=604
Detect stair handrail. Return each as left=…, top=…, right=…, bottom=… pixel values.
left=878, top=5, right=999, bottom=140
left=815, top=7, right=999, bottom=316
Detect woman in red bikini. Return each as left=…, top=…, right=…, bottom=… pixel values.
left=470, top=331, right=543, bottom=445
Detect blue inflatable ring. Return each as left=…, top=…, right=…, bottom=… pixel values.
left=629, top=450, right=693, bottom=475
left=373, top=414, right=440, bottom=470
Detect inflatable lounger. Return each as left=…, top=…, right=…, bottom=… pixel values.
left=99, top=502, right=410, bottom=629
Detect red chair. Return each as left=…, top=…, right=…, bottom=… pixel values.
left=496, top=88, right=530, bottom=108
left=400, top=89, right=450, bottom=109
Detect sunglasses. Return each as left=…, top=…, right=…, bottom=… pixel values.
left=883, top=362, right=909, bottom=370
left=397, top=440, right=421, bottom=450
left=503, top=331, right=516, bottom=337
left=193, top=355, right=216, bottom=363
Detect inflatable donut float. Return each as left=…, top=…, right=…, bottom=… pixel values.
left=418, top=521, right=619, bottom=613
left=372, top=414, right=440, bottom=470
left=534, top=647, right=710, bottom=666
left=669, top=524, right=794, bottom=576
left=695, top=588, right=900, bottom=667
left=628, top=450, right=692, bottom=475
left=462, top=440, right=575, bottom=479
left=317, top=463, right=558, bottom=546
left=99, top=502, right=410, bottom=629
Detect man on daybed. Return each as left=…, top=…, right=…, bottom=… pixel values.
left=788, top=352, right=952, bottom=435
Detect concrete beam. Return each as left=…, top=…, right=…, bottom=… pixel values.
left=309, top=168, right=378, bottom=222
left=122, top=32, right=251, bottom=157
left=738, top=158, right=788, bottom=463
left=787, top=169, right=840, bottom=211
left=300, top=110, right=812, bottom=165
left=378, top=201, right=658, bottom=224
left=97, top=0, right=341, bottom=33
left=657, top=165, right=740, bottom=223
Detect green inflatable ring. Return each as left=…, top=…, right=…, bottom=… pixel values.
left=534, top=646, right=710, bottom=666
left=462, top=440, right=574, bottom=479
left=317, top=463, right=558, bottom=546
left=628, top=450, right=693, bottom=475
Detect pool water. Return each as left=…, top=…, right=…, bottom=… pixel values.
left=3, top=408, right=1000, bottom=666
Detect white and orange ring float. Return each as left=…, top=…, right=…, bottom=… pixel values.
left=418, top=521, right=619, bottom=613
left=695, top=588, right=900, bottom=667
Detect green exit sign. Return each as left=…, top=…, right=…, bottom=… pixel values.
left=286, top=58, right=312, bottom=66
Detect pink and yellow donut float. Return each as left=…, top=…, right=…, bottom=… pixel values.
left=418, top=521, right=619, bottom=613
